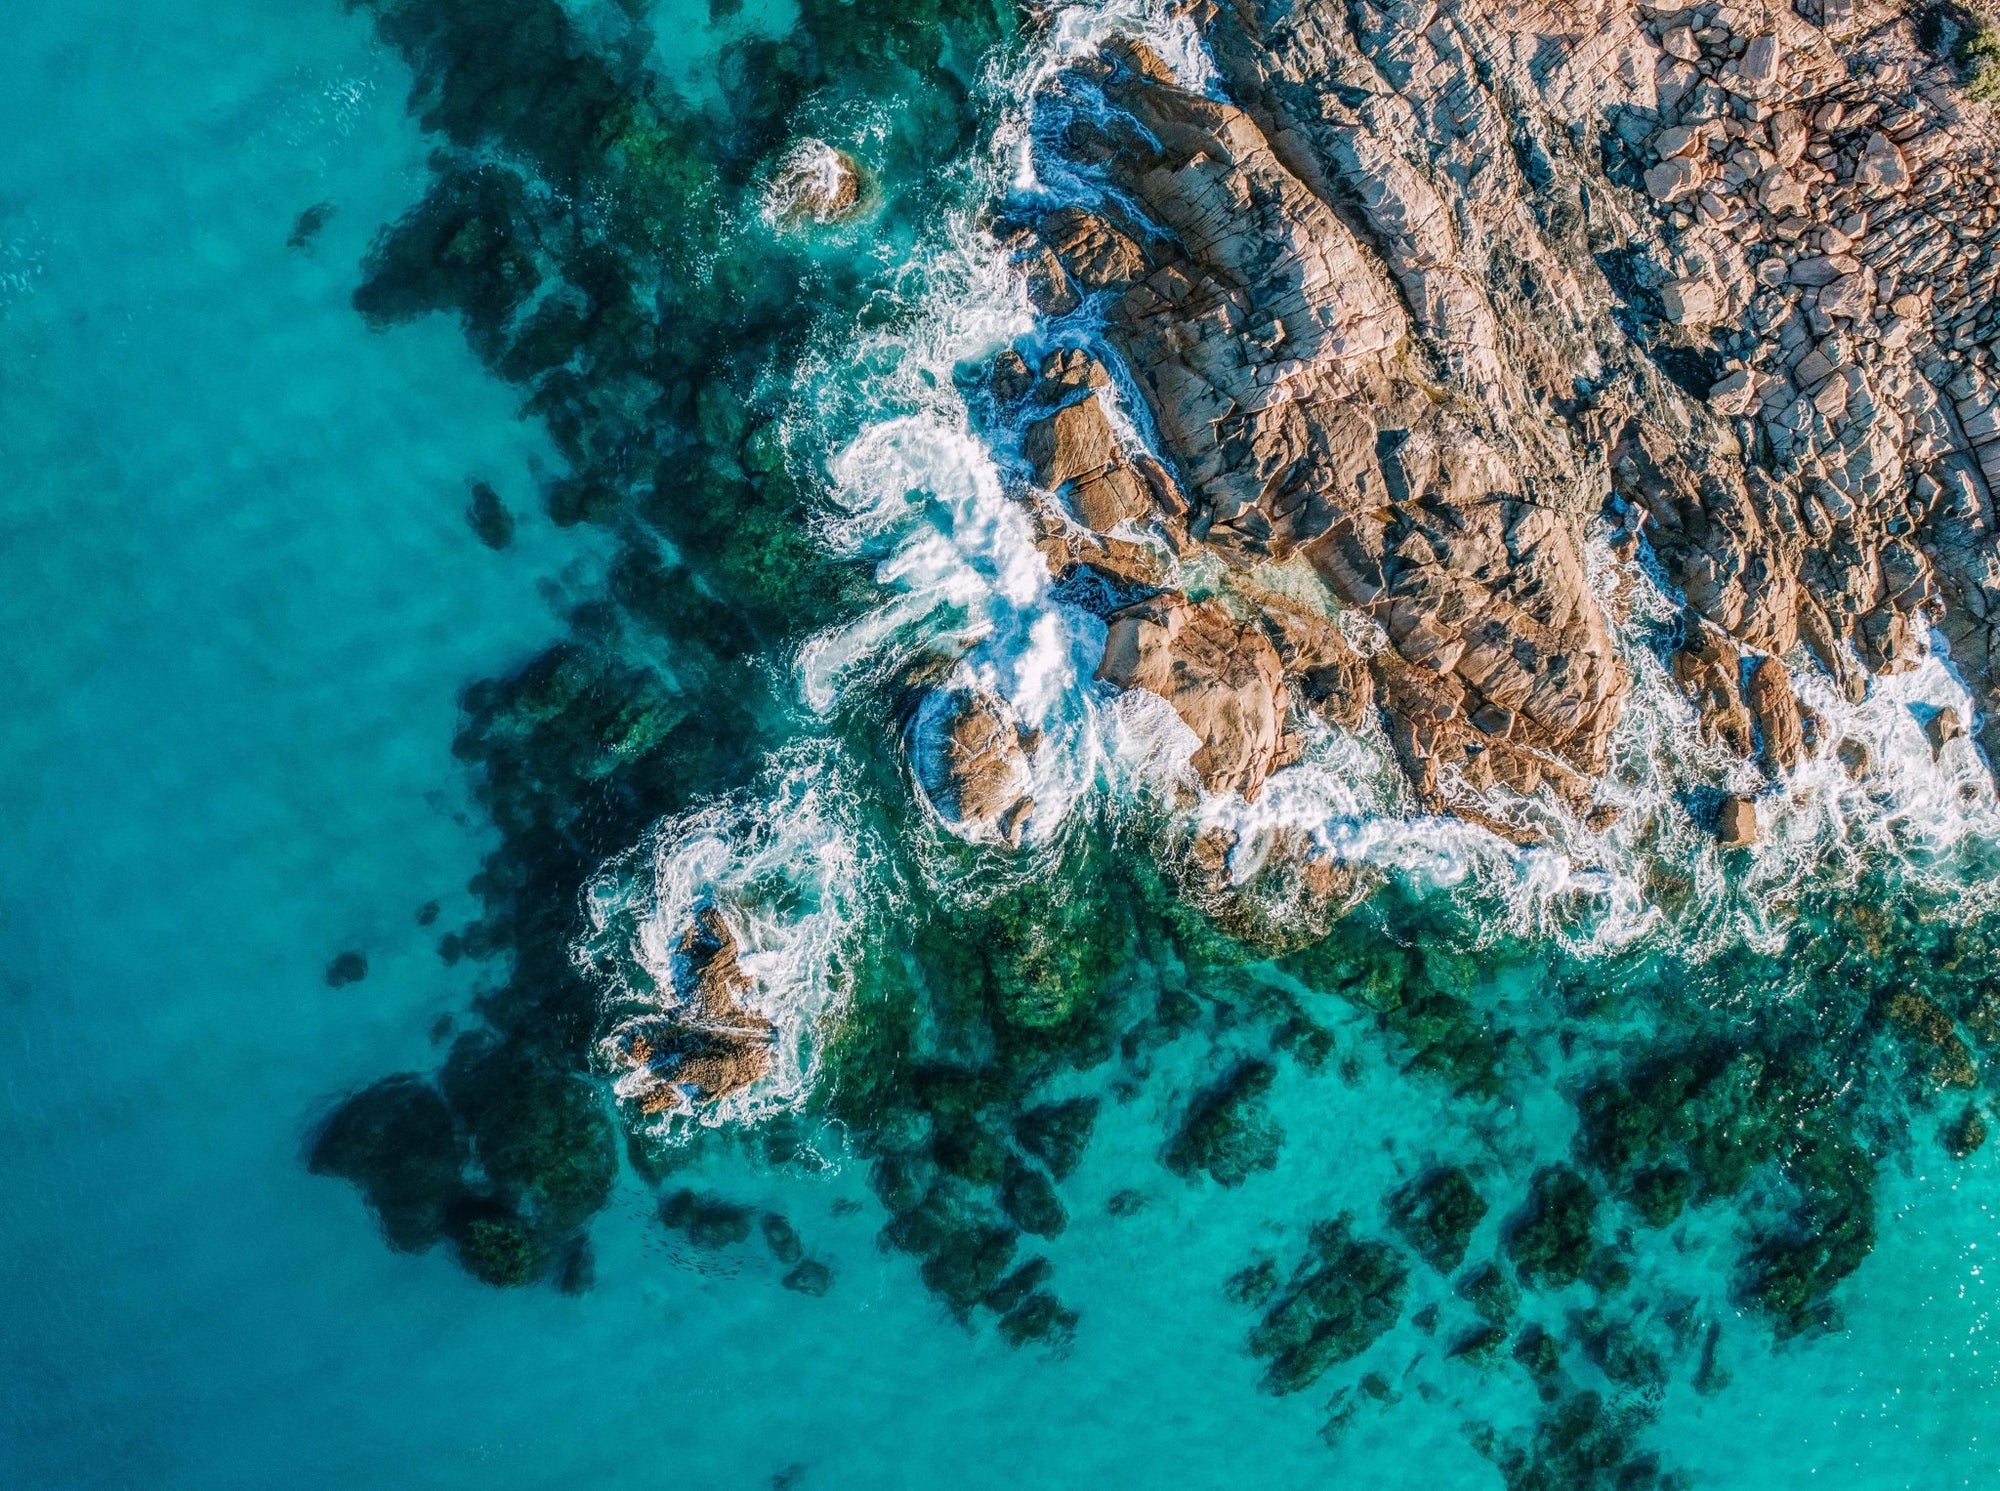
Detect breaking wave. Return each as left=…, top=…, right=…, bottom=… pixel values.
left=574, top=0, right=2000, bottom=1124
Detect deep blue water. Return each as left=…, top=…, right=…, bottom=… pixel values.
left=3, top=3, right=2000, bottom=1488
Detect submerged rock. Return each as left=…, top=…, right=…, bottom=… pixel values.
left=1164, top=1058, right=1284, bottom=1186
left=1506, top=1164, right=1600, bottom=1290
left=466, top=480, right=515, bottom=550
left=1248, top=1218, right=1408, bottom=1394
left=325, top=950, right=369, bottom=987
left=1386, top=1165, right=1489, bottom=1274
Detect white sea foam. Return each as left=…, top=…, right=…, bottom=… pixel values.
left=575, top=746, right=874, bottom=1133
left=579, top=0, right=2000, bottom=1125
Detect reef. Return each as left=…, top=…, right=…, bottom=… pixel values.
left=300, top=0, right=2000, bottom=1479
left=1243, top=1216, right=1409, bottom=1394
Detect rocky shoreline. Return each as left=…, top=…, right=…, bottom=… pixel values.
left=961, top=0, right=2000, bottom=843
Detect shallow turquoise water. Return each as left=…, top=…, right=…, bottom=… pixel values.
left=3, top=3, right=1999, bottom=1489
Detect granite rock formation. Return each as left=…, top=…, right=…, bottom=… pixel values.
left=601, top=904, right=777, bottom=1116
left=994, top=0, right=2000, bottom=824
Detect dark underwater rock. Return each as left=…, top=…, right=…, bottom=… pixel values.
left=920, top=1224, right=1018, bottom=1314
left=442, top=1034, right=617, bottom=1236
left=466, top=480, right=515, bottom=550
left=1000, top=1160, right=1067, bottom=1239
left=308, top=1074, right=468, bottom=1253
left=1739, top=1136, right=1876, bottom=1339
left=1247, top=1217, right=1407, bottom=1394
left=761, top=1212, right=804, bottom=1266
left=1225, top=1257, right=1280, bottom=1309
left=1164, top=1059, right=1283, bottom=1187
left=781, top=1260, right=835, bottom=1296
left=1012, top=1096, right=1098, bottom=1181
left=1486, top=1390, right=1670, bottom=1491
left=1458, top=1261, right=1518, bottom=1325
left=1505, top=1165, right=1599, bottom=1291
left=287, top=201, right=334, bottom=249
left=324, top=950, right=368, bottom=987
left=448, top=1198, right=550, bottom=1287
left=1944, top=1104, right=1988, bottom=1158
left=998, top=1290, right=1078, bottom=1347
left=661, top=1189, right=755, bottom=1250
left=1386, top=1165, right=1488, bottom=1274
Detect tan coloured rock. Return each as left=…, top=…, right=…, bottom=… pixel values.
left=1097, top=596, right=1291, bottom=801
left=1717, top=794, right=1760, bottom=847
left=920, top=689, right=1038, bottom=843
left=1746, top=655, right=1805, bottom=773
left=998, top=0, right=2000, bottom=835
left=604, top=905, right=776, bottom=1115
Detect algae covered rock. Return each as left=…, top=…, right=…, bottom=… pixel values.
left=1386, top=1165, right=1488, bottom=1274
left=308, top=1074, right=468, bottom=1254
left=1247, top=1217, right=1408, bottom=1394
left=442, top=1034, right=617, bottom=1237
left=1164, top=1058, right=1284, bottom=1187
left=1505, top=1165, right=1599, bottom=1291
left=1012, top=1096, right=1099, bottom=1181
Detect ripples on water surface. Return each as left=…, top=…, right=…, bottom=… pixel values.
left=2, top=1, right=1999, bottom=1487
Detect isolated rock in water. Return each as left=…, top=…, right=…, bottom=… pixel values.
left=1098, top=595, right=1291, bottom=801
left=602, top=904, right=775, bottom=1115
left=915, top=688, right=1038, bottom=844
left=1925, top=707, right=1966, bottom=758
left=325, top=950, right=369, bottom=987
left=765, top=139, right=863, bottom=226
left=1717, top=795, right=1759, bottom=849
left=466, top=480, right=515, bottom=550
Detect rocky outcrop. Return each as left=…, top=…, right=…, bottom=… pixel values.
left=915, top=688, right=1040, bottom=844
left=1097, top=594, right=1296, bottom=799
left=989, top=0, right=2000, bottom=818
left=602, top=905, right=775, bottom=1115
left=765, top=138, right=865, bottom=226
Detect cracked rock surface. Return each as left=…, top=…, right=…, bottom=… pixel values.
left=995, top=0, right=2000, bottom=819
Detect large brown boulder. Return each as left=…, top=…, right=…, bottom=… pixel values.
left=1097, top=596, right=1292, bottom=800
left=915, top=689, right=1038, bottom=845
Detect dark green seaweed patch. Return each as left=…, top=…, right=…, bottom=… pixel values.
left=1504, top=1165, right=1599, bottom=1291
left=1245, top=1218, right=1408, bottom=1395
left=1385, top=1164, right=1488, bottom=1274
left=1164, top=1058, right=1284, bottom=1187
left=308, top=1074, right=467, bottom=1253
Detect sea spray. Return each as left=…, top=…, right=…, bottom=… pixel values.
left=579, top=743, right=877, bottom=1134
left=583, top=0, right=2000, bottom=1131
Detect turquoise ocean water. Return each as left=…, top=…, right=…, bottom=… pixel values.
left=3, top=3, right=1999, bottom=1488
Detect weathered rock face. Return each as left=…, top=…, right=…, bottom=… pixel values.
left=916, top=688, right=1039, bottom=844
left=998, top=0, right=2000, bottom=814
left=1097, top=595, right=1295, bottom=799
left=603, top=905, right=775, bottom=1115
